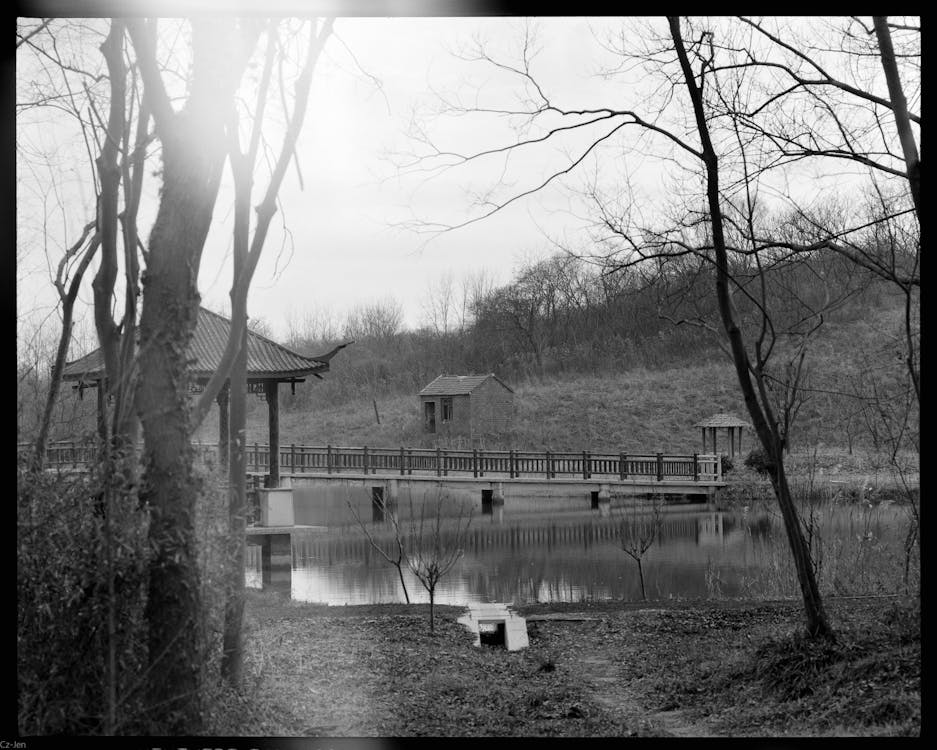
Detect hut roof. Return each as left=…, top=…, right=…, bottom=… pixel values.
left=62, top=306, right=350, bottom=384
left=419, top=373, right=514, bottom=396
left=694, top=413, right=751, bottom=428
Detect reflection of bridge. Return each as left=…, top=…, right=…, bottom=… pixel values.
left=290, top=512, right=731, bottom=562
left=245, top=511, right=732, bottom=595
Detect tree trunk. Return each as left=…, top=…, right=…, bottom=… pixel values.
left=396, top=562, right=410, bottom=604
left=872, top=17, right=921, bottom=224
left=429, top=587, right=435, bottom=632
left=668, top=16, right=832, bottom=639
left=92, top=19, right=128, bottom=445
left=31, top=225, right=100, bottom=472
left=221, top=145, right=251, bottom=686
left=636, top=558, right=646, bottom=601
left=134, top=117, right=229, bottom=734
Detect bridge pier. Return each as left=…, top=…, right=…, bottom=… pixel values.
left=491, top=481, right=505, bottom=505
left=246, top=532, right=292, bottom=592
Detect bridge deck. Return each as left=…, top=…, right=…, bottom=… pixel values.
left=22, top=441, right=724, bottom=485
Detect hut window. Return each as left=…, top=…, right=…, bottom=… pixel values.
left=441, top=397, right=453, bottom=422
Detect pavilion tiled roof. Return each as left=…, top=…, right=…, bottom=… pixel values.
left=694, top=413, right=751, bottom=428
left=62, top=306, right=344, bottom=383
left=419, top=373, right=514, bottom=396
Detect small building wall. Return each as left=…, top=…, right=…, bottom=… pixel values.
left=470, top=377, right=514, bottom=436
left=420, top=393, right=472, bottom=436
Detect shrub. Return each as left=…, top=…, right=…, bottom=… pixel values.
left=720, top=454, right=734, bottom=474
left=744, top=448, right=775, bottom=476
left=17, top=459, right=151, bottom=734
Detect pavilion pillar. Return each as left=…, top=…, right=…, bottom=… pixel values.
left=266, top=379, right=279, bottom=488
left=216, top=381, right=230, bottom=470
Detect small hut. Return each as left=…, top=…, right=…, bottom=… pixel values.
left=694, top=413, right=751, bottom=458
left=419, top=374, right=514, bottom=438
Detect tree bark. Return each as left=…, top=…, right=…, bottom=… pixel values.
left=221, top=142, right=252, bottom=686
left=873, top=17, right=921, bottom=224
left=92, top=19, right=127, bottom=445
left=130, top=17, right=252, bottom=731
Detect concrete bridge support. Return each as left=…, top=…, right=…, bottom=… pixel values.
left=247, top=532, right=292, bottom=592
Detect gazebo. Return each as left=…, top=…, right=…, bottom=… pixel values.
left=694, top=413, right=751, bottom=458
left=61, top=306, right=349, bottom=487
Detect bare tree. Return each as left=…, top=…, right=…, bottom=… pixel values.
left=346, top=496, right=411, bottom=604
left=394, top=17, right=928, bottom=636
left=421, top=271, right=456, bottom=336
left=403, top=490, right=473, bottom=632
left=343, top=297, right=404, bottom=341
left=614, top=496, right=664, bottom=601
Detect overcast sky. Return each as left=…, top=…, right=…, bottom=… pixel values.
left=17, top=16, right=630, bottom=346
left=17, top=13, right=914, bottom=349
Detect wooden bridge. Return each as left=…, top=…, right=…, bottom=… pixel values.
left=23, top=441, right=723, bottom=485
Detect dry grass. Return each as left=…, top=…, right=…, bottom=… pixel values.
left=207, top=593, right=919, bottom=737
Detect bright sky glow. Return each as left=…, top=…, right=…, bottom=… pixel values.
left=16, top=15, right=918, bottom=350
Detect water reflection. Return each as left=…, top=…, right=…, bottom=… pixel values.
left=245, top=502, right=907, bottom=606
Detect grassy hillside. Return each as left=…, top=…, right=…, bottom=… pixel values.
left=193, top=361, right=747, bottom=454
left=192, top=291, right=914, bottom=463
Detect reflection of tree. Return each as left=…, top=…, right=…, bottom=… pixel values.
left=291, top=510, right=803, bottom=604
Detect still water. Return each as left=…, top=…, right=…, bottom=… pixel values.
left=246, top=501, right=908, bottom=606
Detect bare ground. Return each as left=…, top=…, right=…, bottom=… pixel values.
left=210, top=593, right=919, bottom=738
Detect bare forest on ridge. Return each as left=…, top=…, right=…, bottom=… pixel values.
left=21, top=248, right=912, bottom=456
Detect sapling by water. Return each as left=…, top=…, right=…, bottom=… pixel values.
left=614, top=494, right=664, bottom=601
left=403, top=489, right=473, bottom=631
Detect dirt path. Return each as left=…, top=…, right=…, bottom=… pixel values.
left=574, top=651, right=714, bottom=737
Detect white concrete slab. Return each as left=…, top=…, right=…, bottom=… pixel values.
left=458, top=602, right=528, bottom=651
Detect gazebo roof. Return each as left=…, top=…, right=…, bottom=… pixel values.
left=62, top=306, right=349, bottom=384
left=694, top=413, right=751, bottom=429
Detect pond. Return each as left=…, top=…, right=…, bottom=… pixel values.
left=245, top=499, right=912, bottom=605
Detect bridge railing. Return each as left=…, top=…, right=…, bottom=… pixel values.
left=243, top=444, right=722, bottom=483
left=22, top=440, right=722, bottom=483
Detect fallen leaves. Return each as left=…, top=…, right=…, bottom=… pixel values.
left=216, top=592, right=919, bottom=737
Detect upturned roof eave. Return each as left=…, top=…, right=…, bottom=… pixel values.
left=63, top=363, right=329, bottom=384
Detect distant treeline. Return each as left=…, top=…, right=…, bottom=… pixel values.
left=18, top=248, right=907, bottom=451
left=281, top=248, right=896, bottom=411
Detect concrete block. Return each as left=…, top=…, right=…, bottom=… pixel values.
left=458, top=603, right=528, bottom=651
left=259, top=487, right=295, bottom=526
